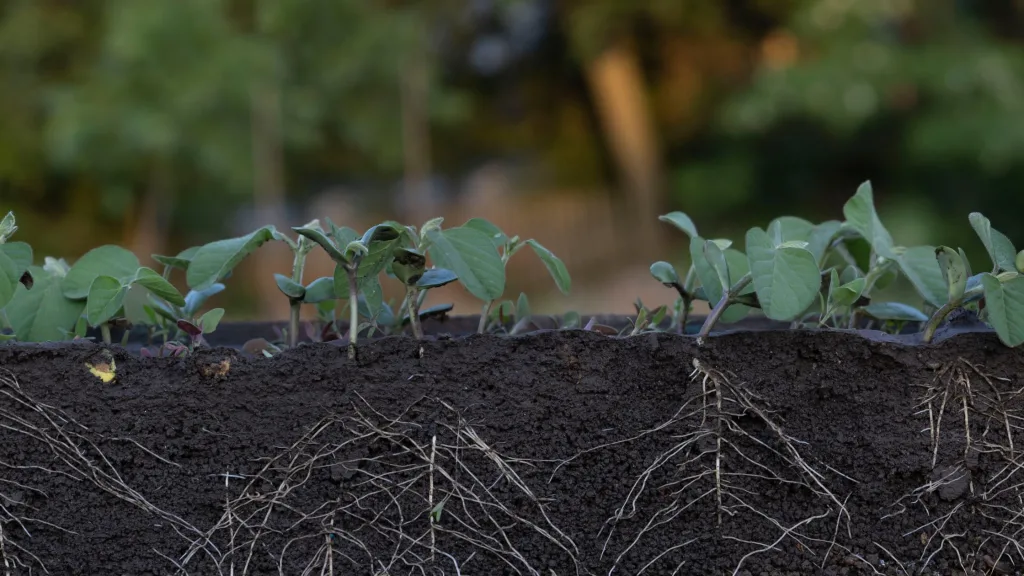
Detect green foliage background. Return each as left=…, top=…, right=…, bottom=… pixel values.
left=0, top=0, right=1021, bottom=283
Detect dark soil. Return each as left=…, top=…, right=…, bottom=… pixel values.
left=1, top=321, right=1022, bottom=575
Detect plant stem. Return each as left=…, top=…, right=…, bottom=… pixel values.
left=477, top=301, right=491, bottom=334
left=697, top=274, right=752, bottom=339
left=287, top=252, right=307, bottom=349
left=346, top=265, right=359, bottom=360
left=100, top=323, right=112, bottom=345
left=922, top=300, right=961, bottom=343
left=406, top=286, right=423, bottom=340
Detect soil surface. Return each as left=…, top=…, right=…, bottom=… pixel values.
left=1, top=323, right=1023, bottom=575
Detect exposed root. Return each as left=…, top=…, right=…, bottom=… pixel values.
left=170, top=394, right=582, bottom=575
left=553, top=358, right=853, bottom=575
left=881, top=358, right=1024, bottom=573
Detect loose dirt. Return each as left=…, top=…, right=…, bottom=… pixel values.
left=0, top=325, right=1022, bottom=575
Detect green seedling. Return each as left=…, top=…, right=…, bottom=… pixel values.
left=270, top=219, right=329, bottom=348
left=391, top=246, right=458, bottom=340
left=175, top=308, right=225, bottom=352
left=425, top=217, right=570, bottom=334
left=0, top=212, right=35, bottom=315
left=294, top=220, right=405, bottom=359
left=629, top=299, right=668, bottom=335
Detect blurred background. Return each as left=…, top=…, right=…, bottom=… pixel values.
left=2, top=0, right=1023, bottom=320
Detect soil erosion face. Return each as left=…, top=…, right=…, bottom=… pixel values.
left=0, top=329, right=1022, bottom=575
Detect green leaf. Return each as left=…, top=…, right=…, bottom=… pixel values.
left=1017, top=250, right=1024, bottom=274
left=689, top=237, right=752, bottom=323
left=516, top=292, right=531, bottom=320
left=959, top=247, right=973, bottom=279
left=935, top=246, right=968, bottom=303
left=703, top=240, right=730, bottom=292
left=650, top=261, right=681, bottom=286
left=860, top=302, right=928, bottom=322
left=807, top=221, right=842, bottom=266
left=187, top=226, right=277, bottom=290
left=0, top=241, right=33, bottom=275
left=133, top=267, right=185, bottom=306
left=894, top=246, right=947, bottom=308
left=199, top=308, right=225, bottom=334
left=766, top=216, right=814, bottom=246
left=0, top=211, right=16, bottom=241
left=359, top=275, right=383, bottom=318
left=416, top=268, right=458, bottom=289
left=0, top=251, right=19, bottom=309
left=969, top=213, right=1017, bottom=272
left=462, top=218, right=508, bottom=249
left=86, top=276, right=127, bottom=326
left=746, top=227, right=822, bottom=321
left=832, top=276, right=867, bottom=308
left=426, top=226, right=506, bottom=302
left=152, top=246, right=199, bottom=271
left=62, top=245, right=140, bottom=300
left=982, top=273, right=1024, bottom=347
left=659, top=212, right=698, bottom=238
left=274, top=274, right=306, bottom=299
left=328, top=222, right=360, bottom=247
left=842, top=181, right=895, bottom=259
left=7, top=267, right=85, bottom=341
left=184, top=284, right=225, bottom=316
left=525, top=239, right=570, bottom=295
left=392, top=248, right=427, bottom=285
left=295, top=226, right=346, bottom=264
left=302, top=277, right=336, bottom=304
left=357, top=223, right=405, bottom=278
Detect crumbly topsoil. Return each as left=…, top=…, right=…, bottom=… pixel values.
left=0, top=325, right=1021, bottom=575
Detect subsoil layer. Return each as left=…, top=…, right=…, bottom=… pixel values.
left=1, top=326, right=1023, bottom=575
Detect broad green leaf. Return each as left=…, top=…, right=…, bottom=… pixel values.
left=86, top=276, right=127, bottom=326
left=357, top=224, right=405, bottom=278
left=746, top=227, right=821, bottom=321
left=359, top=275, right=383, bottom=318
left=302, top=277, right=336, bottom=303
left=392, top=248, right=427, bottom=285
left=689, top=238, right=751, bottom=323
left=860, top=302, right=928, bottom=322
left=659, top=212, right=698, bottom=238
left=807, top=220, right=842, bottom=266
left=526, top=239, right=570, bottom=295
left=62, top=245, right=140, bottom=300
left=703, top=240, right=730, bottom=292
left=969, top=213, right=1017, bottom=272
left=935, top=246, right=967, bottom=303
left=840, top=265, right=861, bottom=285
left=516, top=292, right=530, bottom=319
left=0, top=242, right=33, bottom=275
left=832, top=276, right=867, bottom=308
left=133, top=267, right=185, bottom=306
left=0, top=211, right=15, bottom=241
left=184, top=284, right=225, bottom=316
left=416, top=268, right=458, bottom=289
left=274, top=274, right=306, bottom=299
left=650, top=261, right=681, bottom=285
left=894, top=246, right=947, bottom=308
left=333, top=265, right=351, bottom=299
left=426, top=226, right=505, bottom=302
left=294, top=226, right=347, bottom=264
left=328, top=222, right=360, bottom=247
left=842, top=181, right=895, bottom=259
left=199, top=308, right=225, bottom=334
left=982, top=273, right=1024, bottom=346
left=7, top=268, right=85, bottom=341
left=959, top=247, right=973, bottom=279
left=462, top=218, right=507, bottom=249
left=187, top=226, right=277, bottom=290
left=152, top=246, right=199, bottom=271
left=767, top=216, right=814, bottom=246
left=0, top=251, right=18, bottom=309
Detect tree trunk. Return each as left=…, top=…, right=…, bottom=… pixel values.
left=583, top=38, right=665, bottom=260
left=126, top=156, right=173, bottom=266
left=250, top=78, right=292, bottom=321
left=399, top=51, right=434, bottom=226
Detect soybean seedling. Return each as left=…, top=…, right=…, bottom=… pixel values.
left=920, top=212, right=1024, bottom=345
left=294, top=220, right=405, bottom=359
left=417, top=217, right=570, bottom=334
left=390, top=225, right=459, bottom=340
left=270, top=219, right=329, bottom=348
